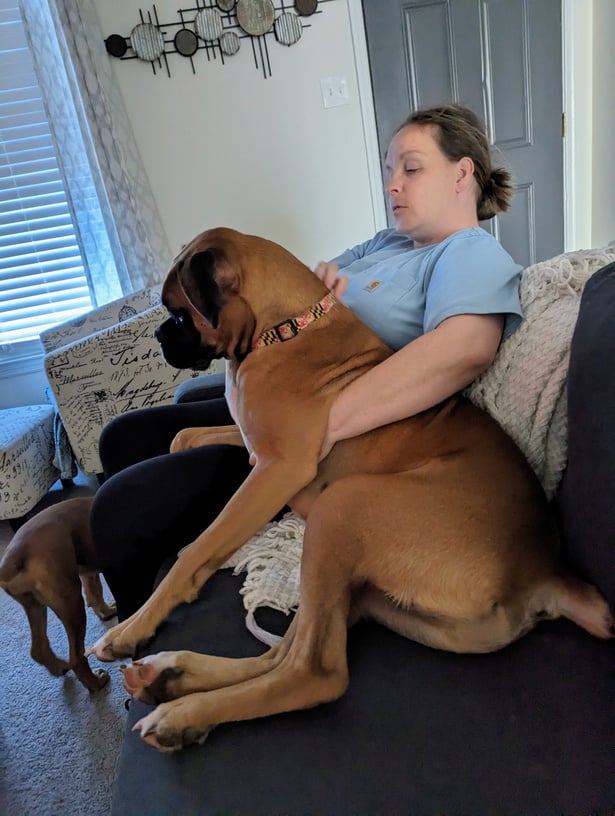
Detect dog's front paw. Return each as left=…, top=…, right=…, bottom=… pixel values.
left=88, top=620, right=145, bottom=662
left=132, top=697, right=214, bottom=752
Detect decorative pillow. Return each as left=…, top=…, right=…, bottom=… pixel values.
left=558, top=261, right=615, bottom=610
left=465, top=246, right=615, bottom=498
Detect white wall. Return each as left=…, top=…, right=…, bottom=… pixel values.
left=591, top=0, right=615, bottom=248
left=95, top=0, right=376, bottom=267
left=2, top=0, right=377, bottom=409
left=563, top=0, right=593, bottom=250
left=4, top=0, right=614, bottom=407
left=564, top=0, right=615, bottom=251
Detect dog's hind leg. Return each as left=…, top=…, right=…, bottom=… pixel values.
left=354, top=584, right=533, bottom=654
left=123, top=616, right=299, bottom=705
left=356, top=573, right=614, bottom=654
left=47, top=578, right=110, bottom=691
left=9, top=592, right=70, bottom=676
left=170, top=425, right=244, bottom=454
left=526, top=574, right=613, bottom=639
left=80, top=573, right=117, bottom=621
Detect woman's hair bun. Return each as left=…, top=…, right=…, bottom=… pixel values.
left=477, top=166, right=513, bottom=221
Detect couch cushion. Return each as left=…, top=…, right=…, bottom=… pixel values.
left=558, top=261, right=615, bottom=609
left=113, top=570, right=614, bottom=815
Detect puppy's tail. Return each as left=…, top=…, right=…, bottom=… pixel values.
left=533, top=575, right=613, bottom=639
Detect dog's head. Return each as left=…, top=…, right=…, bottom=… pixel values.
left=156, top=227, right=328, bottom=371
left=155, top=228, right=258, bottom=370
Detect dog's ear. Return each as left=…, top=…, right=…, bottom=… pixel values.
left=215, top=296, right=256, bottom=359
left=176, top=246, right=254, bottom=358
left=176, top=249, right=222, bottom=326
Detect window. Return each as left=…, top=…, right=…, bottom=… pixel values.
left=0, top=1, right=93, bottom=368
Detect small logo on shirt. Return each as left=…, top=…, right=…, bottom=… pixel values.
left=363, top=280, right=381, bottom=293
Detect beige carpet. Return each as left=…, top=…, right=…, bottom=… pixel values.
left=0, top=476, right=128, bottom=816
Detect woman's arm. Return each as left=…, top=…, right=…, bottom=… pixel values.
left=321, top=312, right=503, bottom=458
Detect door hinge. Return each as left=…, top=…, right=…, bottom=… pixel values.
left=562, top=111, right=567, bottom=138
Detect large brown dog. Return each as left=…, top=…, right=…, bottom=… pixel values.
left=90, top=228, right=612, bottom=751
left=1, top=497, right=115, bottom=690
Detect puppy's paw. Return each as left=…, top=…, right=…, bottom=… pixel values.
left=85, top=667, right=110, bottom=692
left=93, top=601, right=117, bottom=622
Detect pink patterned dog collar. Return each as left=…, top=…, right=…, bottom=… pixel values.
left=252, top=292, right=337, bottom=349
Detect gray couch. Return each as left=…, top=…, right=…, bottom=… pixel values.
left=111, top=262, right=615, bottom=815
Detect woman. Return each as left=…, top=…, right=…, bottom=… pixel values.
left=92, top=104, right=523, bottom=621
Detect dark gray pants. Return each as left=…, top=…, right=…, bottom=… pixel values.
left=91, top=398, right=251, bottom=621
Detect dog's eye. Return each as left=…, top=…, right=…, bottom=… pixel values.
left=171, top=310, right=188, bottom=325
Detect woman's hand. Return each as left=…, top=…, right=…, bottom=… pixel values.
left=313, top=261, right=349, bottom=298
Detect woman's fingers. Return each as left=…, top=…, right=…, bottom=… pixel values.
left=313, top=261, right=338, bottom=288
left=313, top=262, right=348, bottom=297
left=332, top=274, right=349, bottom=298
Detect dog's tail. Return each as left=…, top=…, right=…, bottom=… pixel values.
left=533, top=575, right=613, bottom=639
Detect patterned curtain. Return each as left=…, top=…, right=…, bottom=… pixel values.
left=19, top=0, right=171, bottom=305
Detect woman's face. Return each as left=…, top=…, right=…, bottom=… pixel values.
left=384, top=124, right=477, bottom=246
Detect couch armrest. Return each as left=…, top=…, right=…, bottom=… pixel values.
left=39, top=285, right=163, bottom=353
left=558, top=261, right=615, bottom=609
left=174, top=372, right=226, bottom=403
left=43, top=304, right=224, bottom=474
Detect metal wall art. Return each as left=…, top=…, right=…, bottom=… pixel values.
left=104, top=0, right=331, bottom=80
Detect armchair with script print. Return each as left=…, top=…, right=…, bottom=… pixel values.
left=41, top=287, right=224, bottom=475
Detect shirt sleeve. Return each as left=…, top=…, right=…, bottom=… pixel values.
left=423, top=233, right=523, bottom=337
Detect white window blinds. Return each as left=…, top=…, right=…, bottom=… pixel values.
left=0, top=0, right=92, bottom=357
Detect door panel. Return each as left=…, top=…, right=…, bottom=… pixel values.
left=403, top=3, right=457, bottom=106
left=362, top=0, right=564, bottom=267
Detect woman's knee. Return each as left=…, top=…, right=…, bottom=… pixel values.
left=92, top=444, right=252, bottom=563
left=91, top=443, right=250, bottom=618
left=99, top=399, right=236, bottom=477
left=99, top=410, right=162, bottom=476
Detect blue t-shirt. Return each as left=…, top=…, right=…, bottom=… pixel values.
left=330, top=227, right=523, bottom=351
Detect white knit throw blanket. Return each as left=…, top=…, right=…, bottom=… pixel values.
left=225, top=246, right=615, bottom=644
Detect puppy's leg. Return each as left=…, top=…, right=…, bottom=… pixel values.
left=80, top=573, right=117, bottom=621
left=7, top=591, right=69, bottom=676
left=47, top=578, right=110, bottom=691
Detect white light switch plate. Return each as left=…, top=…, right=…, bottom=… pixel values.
left=320, top=76, right=349, bottom=109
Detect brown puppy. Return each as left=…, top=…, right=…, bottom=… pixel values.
left=90, top=228, right=612, bottom=751
left=0, top=497, right=115, bottom=691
